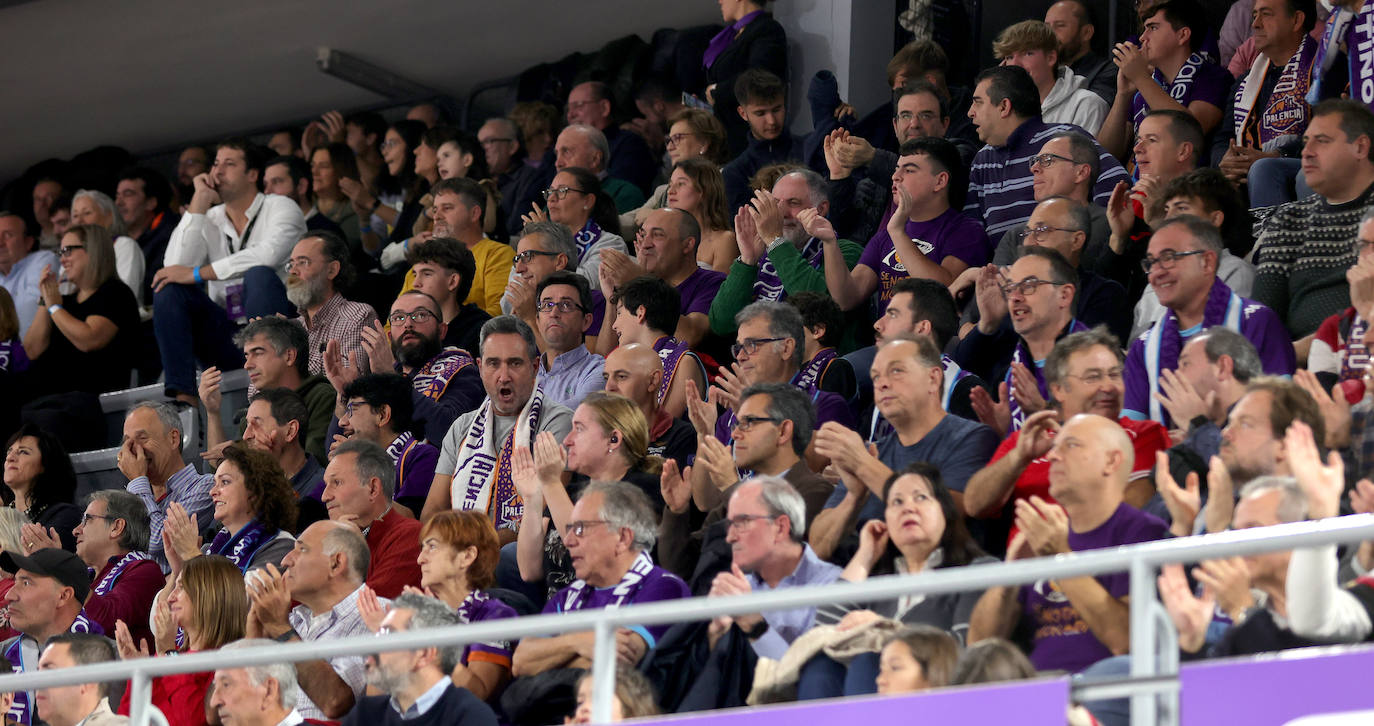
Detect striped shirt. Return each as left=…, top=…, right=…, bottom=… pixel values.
left=965, top=117, right=1129, bottom=239
left=127, top=464, right=213, bottom=572
left=289, top=586, right=380, bottom=721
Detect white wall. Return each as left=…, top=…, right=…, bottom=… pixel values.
left=775, top=0, right=896, bottom=132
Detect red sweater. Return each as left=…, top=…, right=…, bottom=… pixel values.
left=364, top=508, right=422, bottom=599
left=84, top=555, right=164, bottom=649
left=118, top=656, right=212, bottom=726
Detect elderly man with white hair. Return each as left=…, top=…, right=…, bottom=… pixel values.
left=210, top=639, right=313, bottom=726
left=70, top=189, right=144, bottom=300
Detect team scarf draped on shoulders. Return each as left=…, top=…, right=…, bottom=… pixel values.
left=450, top=386, right=546, bottom=531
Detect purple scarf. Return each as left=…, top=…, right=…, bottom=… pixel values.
left=560, top=551, right=656, bottom=611
left=574, top=219, right=604, bottom=260
left=1143, top=278, right=1242, bottom=422
left=1352, top=8, right=1374, bottom=107
left=1007, top=319, right=1088, bottom=431
left=754, top=237, right=823, bottom=302
left=412, top=347, right=477, bottom=400
left=1233, top=35, right=1318, bottom=151
left=93, top=551, right=154, bottom=596
left=1135, top=52, right=1207, bottom=130
left=794, top=348, right=838, bottom=395
left=703, top=10, right=764, bottom=69
left=208, top=519, right=276, bottom=573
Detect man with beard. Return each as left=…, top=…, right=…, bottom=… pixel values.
left=422, top=316, right=573, bottom=537
left=963, top=328, right=1169, bottom=548
left=327, top=291, right=483, bottom=447
left=286, top=232, right=378, bottom=376
left=344, top=593, right=498, bottom=726
left=708, top=169, right=864, bottom=346
left=202, top=316, right=336, bottom=463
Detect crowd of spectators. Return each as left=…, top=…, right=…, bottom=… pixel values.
left=2, top=0, right=1374, bottom=723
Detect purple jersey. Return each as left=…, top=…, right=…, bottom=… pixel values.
left=861, top=208, right=993, bottom=311
left=1129, top=54, right=1232, bottom=132
left=1021, top=503, right=1167, bottom=672
left=456, top=590, right=518, bottom=667
left=543, top=557, right=690, bottom=646
left=676, top=266, right=727, bottom=316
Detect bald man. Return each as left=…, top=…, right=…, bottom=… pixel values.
left=968, top=414, right=1168, bottom=674
left=602, top=343, right=696, bottom=470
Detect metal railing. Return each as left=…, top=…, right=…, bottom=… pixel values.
left=3, top=514, right=1372, bottom=726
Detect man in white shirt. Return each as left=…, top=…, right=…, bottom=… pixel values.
left=211, top=639, right=311, bottom=726
left=151, top=138, right=306, bottom=404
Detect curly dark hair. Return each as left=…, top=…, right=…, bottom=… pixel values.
left=219, top=444, right=298, bottom=534
left=3, top=424, right=77, bottom=517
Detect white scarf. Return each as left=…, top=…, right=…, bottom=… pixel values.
left=449, top=386, right=545, bottom=531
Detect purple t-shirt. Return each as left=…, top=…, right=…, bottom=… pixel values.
left=1129, top=54, right=1232, bottom=132
left=677, top=266, right=727, bottom=316
left=861, top=208, right=993, bottom=311
left=393, top=437, right=440, bottom=501
left=0, top=338, right=28, bottom=374
left=456, top=590, right=518, bottom=666
left=1021, top=503, right=1167, bottom=672
left=543, top=561, right=691, bottom=646
left=587, top=290, right=607, bottom=336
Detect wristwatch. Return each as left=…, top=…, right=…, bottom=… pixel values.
left=766, top=236, right=787, bottom=253
left=742, top=619, right=769, bottom=639
left=47, top=304, right=61, bottom=316
left=273, top=627, right=300, bottom=643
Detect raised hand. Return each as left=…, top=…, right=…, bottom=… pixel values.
left=853, top=519, right=890, bottom=571
left=1155, top=450, right=1200, bottom=537
left=797, top=207, right=837, bottom=244
left=511, top=446, right=543, bottom=505
left=162, top=502, right=201, bottom=568
left=660, top=459, right=693, bottom=514
left=1202, top=455, right=1236, bottom=534
left=38, top=265, right=60, bottom=307
left=117, top=437, right=150, bottom=482
left=1009, top=362, right=1047, bottom=415
left=1013, top=409, right=1059, bottom=463
left=684, top=378, right=719, bottom=438
left=1106, top=181, right=1135, bottom=243
left=1157, top=564, right=1213, bottom=653
left=360, top=319, right=396, bottom=374
left=19, top=524, right=61, bottom=555
left=748, top=189, right=784, bottom=244
left=887, top=184, right=914, bottom=232
left=734, top=205, right=765, bottom=265
left=970, top=382, right=1013, bottom=438
left=1294, top=369, right=1352, bottom=449
left=357, top=586, right=391, bottom=633
left=1192, top=557, right=1254, bottom=621
left=114, top=620, right=151, bottom=660
left=711, top=362, right=747, bottom=412
left=1015, top=496, right=1070, bottom=557
left=531, top=431, right=568, bottom=484
left=696, top=436, right=740, bottom=492
left=974, top=265, right=1009, bottom=331
left=198, top=366, right=224, bottom=415
left=1155, top=368, right=1216, bottom=428
left=1285, top=420, right=1344, bottom=519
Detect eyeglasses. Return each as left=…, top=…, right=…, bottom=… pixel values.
left=1063, top=367, right=1125, bottom=385
left=536, top=300, right=588, bottom=314
left=59, top=245, right=84, bottom=257
left=665, top=133, right=695, bottom=148
left=284, top=257, right=316, bottom=272
left=726, top=514, right=778, bottom=531
left=1027, top=152, right=1077, bottom=171
left=80, top=513, right=117, bottom=526
left=380, top=139, right=403, bottom=151
left=514, top=249, right=561, bottom=265
left=1359, top=238, right=1374, bottom=254
left=564, top=520, right=609, bottom=538
left=731, top=415, right=780, bottom=433
left=388, top=309, right=438, bottom=326
left=1140, top=249, right=1207, bottom=273
left=999, top=277, right=1068, bottom=297
left=895, top=110, right=939, bottom=124
left=342, top=401, right=370, bottom=416
left=480, top=137, right=515, bottom=148
left=731, top=337, right=787, bottom=359
left=1017, top=224, right=1078, bottom=243
left=542, top=186, right=588, bottom=201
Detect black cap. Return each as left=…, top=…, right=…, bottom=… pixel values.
left=0, top=548, right=90, bottom=603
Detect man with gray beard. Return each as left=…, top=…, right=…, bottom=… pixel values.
left=286, top=231, right=378, bottom=376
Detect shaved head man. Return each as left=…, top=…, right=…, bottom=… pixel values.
left=602, top=342, right=696, bottom=470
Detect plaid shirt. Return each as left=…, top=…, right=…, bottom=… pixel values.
left=301, top=292, right=378, bottom=377
left=288, top=586, right=380, bottom=720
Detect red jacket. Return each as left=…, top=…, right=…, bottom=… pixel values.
left=84, top=555, right=164, bottom=649
left=364, top=508, right=422, bottom=598
left=118, top=657, right=212, bottom=726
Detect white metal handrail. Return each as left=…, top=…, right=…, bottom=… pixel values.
left=1, top=514, right=1371, bottom=725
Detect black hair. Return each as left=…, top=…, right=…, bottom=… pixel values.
left=888, top=278, right=959, bottom=349
left=216, top=138, right=268, bottom=190
left=3, top=423, right=77, bottom=517
left=788, top=291, right=844, bottom=349
left=409, top=237, right=478, bottom=303
left=974, top=65, right=1042, bottom=119
left=342, top=373, right=417, bottom=436
left=734, top=68, right=786, bottom=106
left=610, top=275, right=680, bottom=335
left=116, top=166, right=173, bottom=214
left=897, top=136, right=968, bottom=209
left=537, top=269, right=594, bottom=313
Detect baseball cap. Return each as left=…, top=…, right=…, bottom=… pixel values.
left=0, top=548, right=91, bottom=602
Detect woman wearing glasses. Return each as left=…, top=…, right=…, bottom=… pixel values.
left=527, top=167, right=628, bottom=287
left=20, top=224, right=141, bottom=448
left=796, top=463, right=994, bottom=699
left=619, top=109, right=729, bottom=234
left=512, top=392, right=662, bottom=600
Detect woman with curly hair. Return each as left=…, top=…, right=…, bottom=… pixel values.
left=160, top=444, right=297, bottom=575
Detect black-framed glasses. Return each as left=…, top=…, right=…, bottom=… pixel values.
left=731, top=415, right=781, bottom=433
left=59, top=245, right=84, bottom=257
left=542, top=186, right=588, bottom=201
left=388, top=309, right=438, bottom=326
left=731, top=337, right=787, bottom=358
left=1027, top=152, right=1077, bottom=171
left=1000, top=277, right=1068, bottom=297
left=1140, top=249, right=1207, bottom=273
left=536, top=300, right=588, bottom=314
left=81, top=513, right=117, bottom=526
left=1017, top=224, right=1077, bottom=243
left=564, top=520, right=609, bottom=538
left=726, top=514, right=778, bottom=531
left=514, top=249, right=561, bottom=265
left=1062, top=367, right=1125, bottom=385
left=665, top=133, right=695, bottom=148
